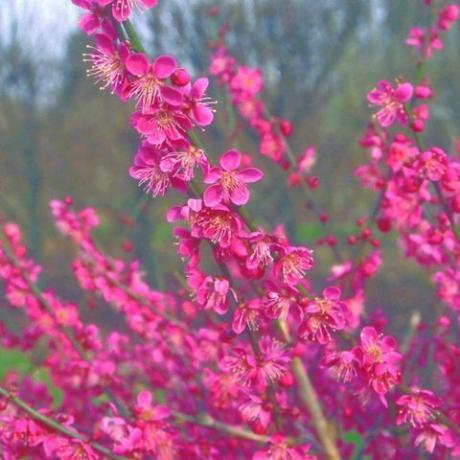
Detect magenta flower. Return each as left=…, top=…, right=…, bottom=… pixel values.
left=43, top=437, right=99, bottom=459
left=194, top=205, right=242, bottom=248
left=159, top=140, right=208, bottom=181
left=238, top=393, right=272, bottom=431
left=203, top=149, right=263, bottom=207
left=273, top=245, right=314, bottom=286
left=358, top=326, right=402, bottom=404
left=189, top=270, right=236, bottom=315
left=406, top=27, right=443, bottom=59
left=396, top=387, right=441, bottom=428
left=129, top=143, right=185, bottom=196
left=71, top=0, right=112, bottom=35
left=112, top=0, right=158, bottom=23
left=298, top=286, right=347, bottom=344
left=367, top=80, right=414, bottom=127
left=230, top=66, right=264, bottom=97
left=134, top=390, right=170, bottom=422
left=415, top=147, right=448, bottom=182
left=245, top=231, right=274, bottom=270
left=84, top=34, right=130, bottom=96
left=131, top=105, right=193, bottom=145
left=232, top=299, right=261, bottom=334
left=126, top=53, right=181, bottom=111
left=182, top=78, right=215, bottom=127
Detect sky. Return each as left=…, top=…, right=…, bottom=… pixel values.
left=1, top=0, right=80, bottom=57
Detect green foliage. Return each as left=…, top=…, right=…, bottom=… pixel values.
left=0, top=347, right=63, bottom=407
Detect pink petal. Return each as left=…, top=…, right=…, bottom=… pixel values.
left=140, top=0, right=158, bottom=6
left=112, top=2, right=131, bottom=22
left=367, top=89, right=385, bottom=105
left=191, top=77, right=209, bottom=98
left=147, top=128, right=166, bottom=145
left=160, top=86, right=182, bottom=106
left=159, top=157, right=174, bottom=173
left=230, top=184, right=250, bottom=206
left=232, top=309, right=247, bottom=334
left=125, top=53, right=149, bottom=77
left=95, top=34, right=115, bottom=55
left=203, top=168, right=222, bottom=184
left=237, top=167, right=263, bottom=183
left=136, top=390, right=152, bottom=408
left=377, top=107, right=396, bottom=127
left=80, top=13, right=100, bottom=35
left=220, top=149, right=241, bottom=171
left=395, top=82, right=414, bottom=102
left=360, top=326, right=378, bottom=346
left=71, top=0, right=92, bottom=7
left=193, top=105, right=214, bottom=126
left=133, top=116, right=155, bottom=134
left=152, top=406, right=170, bottom=421
left=153, top=55, right=177, bottom=79
left=323, top=286, right=341, bottom=300
left=204, top=184, right=224, bottom=207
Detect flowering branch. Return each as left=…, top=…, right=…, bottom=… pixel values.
left=0, top=386, right=126, bottom=460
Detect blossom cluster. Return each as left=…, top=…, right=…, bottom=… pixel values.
left=0, top=1, right=460, bottom=459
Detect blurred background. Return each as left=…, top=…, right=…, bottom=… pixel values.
left=1, top=0, right=460, bottom=349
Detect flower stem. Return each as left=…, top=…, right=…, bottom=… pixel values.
left=122, top=19, right=146, bottom=53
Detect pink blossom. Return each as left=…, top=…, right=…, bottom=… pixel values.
left=367, top=80, right=413, bottom=127
left=135, top=390, right=170, bottom=422
left=438, top=5, right=460, bottom=31
left=415, top=147, right=448, bottom=181
left=126, top=53, right=181, bottom=111
left=131, top=105, right=193, bottom=145
left=230, top=66, right=264, bottom=97
left=160, top=140, right=208, bottom=181
left=396, top=387, right=441, bottom=428
left=273, top=245, right=314, bottom=286
left=232, top=299, right=261, bottom=334
left=129, top=143, right=185, bottom=196
left=71, top=0, right=112, bottom=35
left=84, top=35, right=130, bottom=97
left=203, top=149, right=263, bottom=207
left=181, top=78, right=215, bottom=127
left=111, top=0, right=158, bottom=22
left=406, top=28, right=443, bottom=59
left=298, top=286, right=348, bottom=344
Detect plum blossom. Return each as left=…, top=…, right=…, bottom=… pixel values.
left=204, top=149, right=263, bottom=207
left=367, top=80, right=414, bottom=127
left=111, top=0, right=158, bottom=22
left=126, top=53, right=181, bottom=111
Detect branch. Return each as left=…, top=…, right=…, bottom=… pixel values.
left=173, top=411, right=270, bottom=443
left=0, top=386, right=126, bottom=460
left=291, top=357, right=341, bottom=460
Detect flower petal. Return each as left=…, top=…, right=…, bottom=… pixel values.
left=230, top=184, right=250, bottom=206
left=160, top=86, right=182, bottom=106
left=204, top=184, right=224, bottom=207
left=395, top=82, right=414, bottom=102
left=153, top=55, right=177, bottom=79
left=193, top=105, right=214, bottom=127
left=238, top=167, right=263, bottom=183
left=220, top=149, right=241, bottom=171
left=191, top=77, right=209, bottom=98
left=126, top=53, right=149, bottom=77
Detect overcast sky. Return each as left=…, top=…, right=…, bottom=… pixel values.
left=1, top=0, right=80, bottom=56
